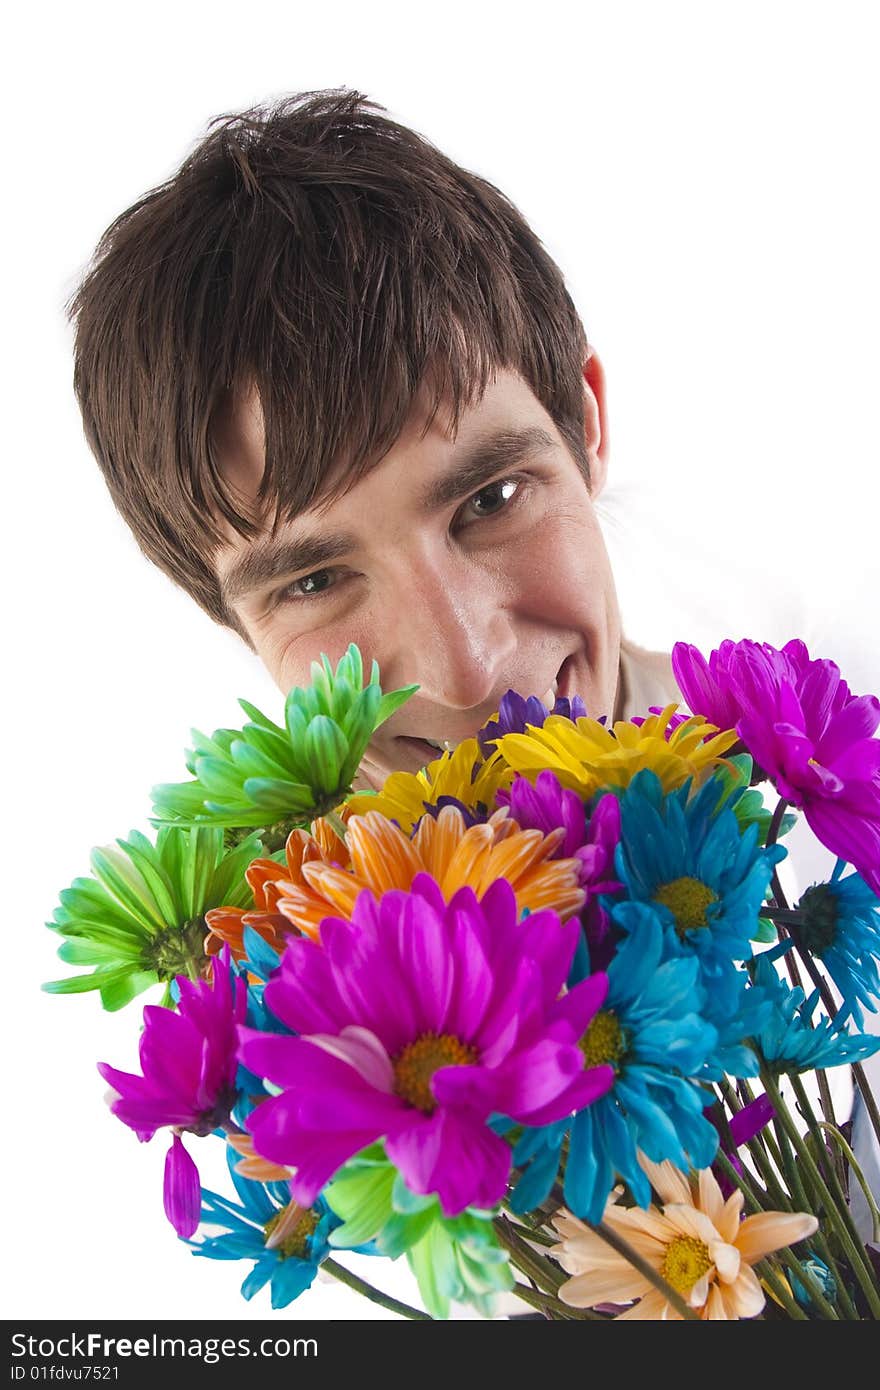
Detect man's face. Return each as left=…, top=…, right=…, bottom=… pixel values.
left=212, top=364, right=622, bottom=790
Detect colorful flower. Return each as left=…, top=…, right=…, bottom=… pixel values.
left=203, top=807, right=352, bottom=960
left=151, top=644, right=418, bottom=840
left=551, top=1153, right=819, bottom=1319
left=270, top=803, right=585, bottom=938
left=788, top=858, right=880, bottom=1028
left=477, top=689, right=588, bottom=758
left=612, top=768, right=787, bottom=975
left=495, top=771, right=622, bottom=968
left=510, top=910, right=719, bottom=1223
left=44, top=826, right=262, bottom=1010
left=239, top=875, right=614, bottom=1216
left=190, top=1144, right=337, bottom=1308
left=324, top=1143, right=514, bottom=1319
left=671, top=638, right=880, bottom=896
left=344, top=739, right=514, bottom=834
left=750, top=954, right=880, bottom=1074
left=97, top=946, right=247, bottom=1236
left=494, top=704, right=738, bottom=802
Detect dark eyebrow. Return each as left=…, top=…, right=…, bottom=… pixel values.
left=220, top=424, right=559, bottom=607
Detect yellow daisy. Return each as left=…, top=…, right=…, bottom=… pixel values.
left=551, top=1154, right=818, bottom=1320
left=344, top=738, right=515, bottom=834
left=274, top=803, right=586, bottom=935
left=496, top=704, right=739, bottom=800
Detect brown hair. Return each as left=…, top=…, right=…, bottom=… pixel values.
left=66, top=87, right=590, bottom=646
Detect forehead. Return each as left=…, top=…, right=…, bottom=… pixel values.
left=211, top=367, right=555, bottom=540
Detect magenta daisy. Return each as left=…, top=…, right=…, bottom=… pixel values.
left=496, top=770, right=623, bottom=967
left=672, top=638, right=880, bottom=894
left=97, top=947, right=247, bottom=1237
left=238, top=875, right=614, bottom=1217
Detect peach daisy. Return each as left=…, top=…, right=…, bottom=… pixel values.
left=551, top=1154, right=818, bottom=1320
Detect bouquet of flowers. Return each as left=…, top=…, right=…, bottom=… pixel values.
left=45, top=638, right=880, bottom=1320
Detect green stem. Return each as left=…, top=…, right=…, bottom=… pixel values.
left=790, top=1072, right=880, bottom=1302
left=712, top=1145, right=777, bottom=1216
left=753, top=1259, right=810, bottom=1320
left=767, top=1098, right=853, bottom=1313
left=509, top=1282, right=601, bottom=1320
left=717, top=1079, right=796, bottom=1213
left=322, top=1257, right=433, bottom=1319
left=763, top=1071, right=880, bottom=1318
left=765, top=797, right=789, bottom=849
left=503, top=1218, right=559, bottom=1248
left=494, top=1215, right=567, bottom=1293
left=812, top=1120, right=880, bottom=1243
left=792, top=946, right=880, bottom=1155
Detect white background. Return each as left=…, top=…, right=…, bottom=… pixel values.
left=5, top=0, right=879, bottom=1322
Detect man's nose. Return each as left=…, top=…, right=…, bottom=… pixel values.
left=379, top=552, right=517, bottom=711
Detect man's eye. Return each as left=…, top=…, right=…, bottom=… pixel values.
left=268, top=478, right=528, bottom=603
left=277, top=568, right=338, bottom=603
left=459, top=477, right=524, bottom=521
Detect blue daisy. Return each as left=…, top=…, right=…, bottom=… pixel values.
left=751, top=954, right=880, bottom=1074
left=229, top=929, right=290, bottom=1131
left=188, top=1143, right=337, bottom=1309
left=789, top=859, right=880, bottom=1028
left=509, top=906, right=720, bottom=1223
left=612, top=768, right=787, bottom=976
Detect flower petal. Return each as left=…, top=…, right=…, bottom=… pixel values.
left=164, top=1133, right=201, bottom=1238
left=736, top=1210, right=819, bottom=1264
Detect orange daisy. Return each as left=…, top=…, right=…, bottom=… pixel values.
left=273, top=803, right=586, bottom=939
left=204, top=805, right=353, bottom=960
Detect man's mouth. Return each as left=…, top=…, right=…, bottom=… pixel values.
left=397, top=656, right=576, bottom=758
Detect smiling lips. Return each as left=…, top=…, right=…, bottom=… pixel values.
left=399, top=656, right=575, bottom=755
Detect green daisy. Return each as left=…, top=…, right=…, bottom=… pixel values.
left=324, top=1144, right=514, bottom=1320
left=43, top=824, right=266, bottom=1011
left=150, top=644, right=417, bottom=848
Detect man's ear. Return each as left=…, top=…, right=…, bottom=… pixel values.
left=583, top=350, right=609, bottom=497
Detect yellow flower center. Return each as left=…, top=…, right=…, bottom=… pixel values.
left=580, top=1009, right=624, bottom=1069
left=660, top=1234, right=713, bottom=1295
left=653, top=876, right=718, bottom=936
left=392, top=1032, right=477, bottom=1113
left=264, top=1205, right=320, bottom=1260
